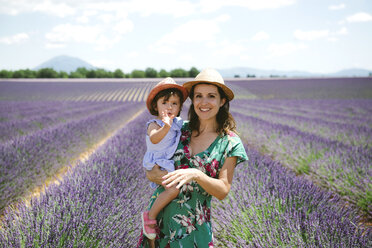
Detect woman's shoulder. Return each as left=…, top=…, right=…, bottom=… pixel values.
left=222, top=130, right=244, bottom=145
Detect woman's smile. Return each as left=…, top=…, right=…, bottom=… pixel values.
left=199, top=107, right=211, bottom=112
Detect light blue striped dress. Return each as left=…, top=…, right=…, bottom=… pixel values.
left=143, top=117, right=183, bottom=188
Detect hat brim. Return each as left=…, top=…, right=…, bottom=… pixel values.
left=183, top=80, right=234, bottom=101
left=146, top=84, right=189, bottom=115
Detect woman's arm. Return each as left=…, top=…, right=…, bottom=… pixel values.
left=162, top=156, right=238, bottom=200
left=146, top=164, right=168, bottom=185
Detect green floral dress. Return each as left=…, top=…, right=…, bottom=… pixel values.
left=138, top=121, right=248, bottom=248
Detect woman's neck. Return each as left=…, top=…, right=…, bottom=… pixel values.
left=198, top=119, right=217, bottom=135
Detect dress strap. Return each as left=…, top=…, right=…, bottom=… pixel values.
left=146, top=119, right=164, bottom=128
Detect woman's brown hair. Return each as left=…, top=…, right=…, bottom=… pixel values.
left=188, top=83, right=236, bottom=136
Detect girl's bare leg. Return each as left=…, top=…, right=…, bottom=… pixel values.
left=148, top=239, right=155, bottom=248
left=148, top=185, right=179, bottom=220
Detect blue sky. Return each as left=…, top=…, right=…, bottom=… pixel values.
left=0, top=0, right=371, bottom=73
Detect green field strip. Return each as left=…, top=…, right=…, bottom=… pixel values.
left=117, top=88, right=130, bottom=102
left=99, top=91, right=113, bottom=102
left=111, top=89, right=125, bottom=102
left=122, top=88, right=135, bottom=102
left=85, top=91, right=101, bottom=101
left=131, top=87, right=141, bottom=102
left=127, top=88, right=137, bottom=101
left=136, top=87, right=146, bottom=102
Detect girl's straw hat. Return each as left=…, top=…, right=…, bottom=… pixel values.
left=146, top=77, right=189, bottom=114
left=183, top=68, right=234, bottom=101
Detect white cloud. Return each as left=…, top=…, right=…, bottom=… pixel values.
left=45, top=24, right=101, bottom=44
left=200, top=0, right=296, bottom=12
left=88, top=58, right=116, bottom=69
left=268, top=42, right=307, bottom=57
left=252, top=31, right=270, bottom=41
left=214, top=40, right=248, bottom=56
left=113, top=17, right=134, bottom=35
left=152, top=14, right=230, bottom=52
left=294, top=29, right=329, bottom=41
left=33, top=0, right=76, bottom=18
left=0, top=33, right=29, bottom=44
left=129, top=0, right=195, bottom=17
left=179, top=54, right=194, bottom=62
left=0, top=0, right=76, bottom=17
left=0, top=0, right=35, bottom=15
left=329, top=4, right=345, bottom=10
left=240, top=55, right=252, bottom=61
left=128, top=51, right=139, bottom=58
left=45, top=43, right=65, bottom=49
left=346, top=12, right=372, bottom=23
left=76, top=10, right=97, bottom=23
left=336, top=27, right=348, bottom=35
left=45, top=11, right=133, bottom=50
left=327, top=37, right=339, bottom=42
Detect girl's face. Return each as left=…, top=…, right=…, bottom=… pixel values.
left=192, top=84, right=225, bottom=121
left=155, top=94, right=181, bottom=118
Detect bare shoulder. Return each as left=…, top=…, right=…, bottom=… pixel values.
left=147, top=121, right=162, bottom=135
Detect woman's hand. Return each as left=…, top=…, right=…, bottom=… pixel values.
left=146, top=165, right=167, bottom=185
left=162, top=168, right=201, bottom=189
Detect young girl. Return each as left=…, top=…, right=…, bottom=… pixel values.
left=142, top=77, right=188, bottom=240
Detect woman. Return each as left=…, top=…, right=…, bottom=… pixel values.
left=138, top=68, right=248, bottom=248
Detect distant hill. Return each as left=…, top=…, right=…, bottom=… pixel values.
left=218, top=67, right=372, bottom=78
left=34, top=55, right=96, bottom=73
left=328, top=68, right=372, bottom=77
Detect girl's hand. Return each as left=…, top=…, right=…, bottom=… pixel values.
left=162, top=168, right=201, bottom=189
left=161, top=110, right=174, bottom=127
left=146, top=165, right=167, bottom=185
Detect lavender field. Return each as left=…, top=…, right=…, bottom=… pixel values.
left=0, top=78, right=371, bottom=247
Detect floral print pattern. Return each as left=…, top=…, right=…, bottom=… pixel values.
left=138, top=121, right=248, bottom=248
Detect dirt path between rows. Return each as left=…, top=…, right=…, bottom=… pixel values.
left=2, top=108, right=145, bottom=222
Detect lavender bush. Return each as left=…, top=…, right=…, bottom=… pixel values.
left=0, top=101, right=124, bottom=142
left=231, top=107, right=371, bottom=214
left=0, top=101, right=143, bottom=213
left=1, top=111, right=370, bottom=247
left=0, top=111, right=151, bottom=247
left=227, top=77, right=372, bottom=99
left=0, top=80, right=153, bottom=102
left=0, top=77, right=371, bottom=247
left=213, top=147, right=371, bottom=247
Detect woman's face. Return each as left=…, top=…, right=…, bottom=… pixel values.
left=192, top=84, right=225, bottom=121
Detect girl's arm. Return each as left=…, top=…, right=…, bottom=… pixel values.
left=148, top=110, right=174, bottom=144
left=162, top=156, right=238, bottom=200
left=148, top=121, right=171, bottom=144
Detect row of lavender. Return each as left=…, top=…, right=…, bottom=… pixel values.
left=0, top=101, right=125, bottom=142
left=213, top=146, right=370, bottom=247
left=1, top=111, right=370, bottom=247
left=0, top=80, right=154, bottom=102
left=0, top=101, right=144, bottom=213
left=232, top=99, right=372, bottom=148
left=227, top=77, right=372, bottom=99
left=230, top=98, right=372, bottom=215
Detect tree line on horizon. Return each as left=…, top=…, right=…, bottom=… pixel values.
left=0, top=67, right=201, bottom=79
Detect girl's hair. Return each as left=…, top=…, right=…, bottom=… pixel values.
left=150, top=88, right=184, bottom=116
left=188, top=83, right=236, bottom=136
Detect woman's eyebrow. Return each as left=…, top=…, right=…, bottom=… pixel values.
left=194, top=91, right=218, bottom=95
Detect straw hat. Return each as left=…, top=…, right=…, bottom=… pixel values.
left=146, top=77, right=188, bottom=115
left=183, top=68, right=234, bottom=101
